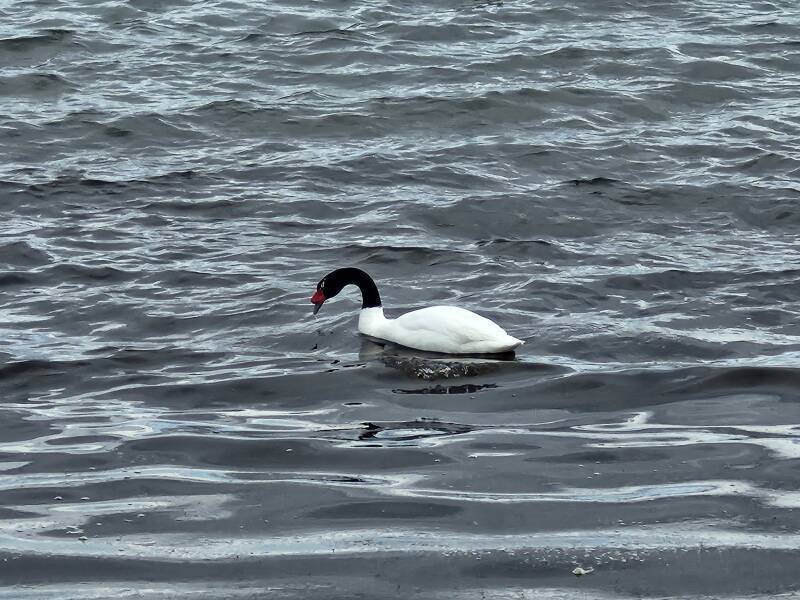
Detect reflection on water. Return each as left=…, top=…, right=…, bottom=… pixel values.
left=393, top=383, right=498, bottom=394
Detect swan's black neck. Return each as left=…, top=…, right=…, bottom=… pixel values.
left=322, top=267, right=381, bottom=309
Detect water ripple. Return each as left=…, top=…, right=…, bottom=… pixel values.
left=2, top=0, right=800, bottom=596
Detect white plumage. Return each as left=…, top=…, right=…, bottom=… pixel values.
left=358, top=306, right=524, bottom=354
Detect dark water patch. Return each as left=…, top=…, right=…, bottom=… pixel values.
left=649, top=81, right=750, bottom=106
left=666, top=366, right=800, bottom=398
left=507, top=367, right=800, bottom=412
left=679, top=59, right=761, bottom=81
left=192, top=98, right=260, bottom=115
left=0, top=410, right=49, bottom=443
left=0, top=359, right=83, bottom=393
left=0, top=72, right=74, bottom=97
left=307, top=500, right=460, bottom=520
left=131, top=169, right=206, bottom=186
left=0, top=272, right=33, bottom=286
left=85, top=346, right=228, bottom=369
left=0, top=358, right=64, bottom=378
left=89, top=114, right=204, bottom=146
left=464, top=548, right=800, bottom=597
left=303, top=243, right=465, bottom=267
left=549, top=333, right=738, bottom=364
left=474, top=238, right=584, bottom=261
left=565, top=176, right=621, bottom=186
left=603, top=267, right=800, bottom=292
left=106, top=370, right=374, bottom=410
left=124, top=436, right=448, bottom=471
left=0, top=349, right=231, bottom=399
left=23, top=176, right=131, bottom=197
left=279, top=110, right=384, bottom=139
left=46, top=264, right=137, bottom=284
left=518, top=279, right=603, bottom=310
left=0, top=179, right=24, bottom=193
left=141, top=196, right=262, bottom=217
left=745, top=308, right=796, bottom=326
left=138, top=269, right=261, bottom=288
left=465, top=440, right=542, bottom=452
left=546, top=448, right=671, bottom=464
left=734, top=151, right=800, bottom=175
left=410, top=194, right=593, bottom=240
left=0, top=30, right=75, bottom=62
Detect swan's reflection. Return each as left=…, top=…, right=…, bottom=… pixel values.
left=358, top=336, right=518, bottom=362
left=357, top=337, right=513, bottom=388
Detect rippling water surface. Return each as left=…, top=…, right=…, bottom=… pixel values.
left=2, top=0, right=800, bottom=597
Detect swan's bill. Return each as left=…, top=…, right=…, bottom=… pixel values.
left=310, top=289, right=326, bottom=315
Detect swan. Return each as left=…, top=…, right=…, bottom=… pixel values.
left=310, top=267, right=523, bottom=354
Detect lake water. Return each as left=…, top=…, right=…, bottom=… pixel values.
left=2, top=0, right=800, bottom=597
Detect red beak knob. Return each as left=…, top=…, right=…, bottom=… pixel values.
left=311, top=289, right=326, bottom=315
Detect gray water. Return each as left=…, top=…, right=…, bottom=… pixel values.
left=2, top=0, right=800, bottom=598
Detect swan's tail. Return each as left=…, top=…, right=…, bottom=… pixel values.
left=505, top=336, right=524, bottom=351
left=462, top=335, right=523, bottom=354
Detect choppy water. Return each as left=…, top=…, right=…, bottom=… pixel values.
left=2, top=0, right=800, bottom=597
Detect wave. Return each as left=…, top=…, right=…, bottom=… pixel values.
left=0, top=29, right=74, bottom=51
left=0, top=72, right=74, bottom=96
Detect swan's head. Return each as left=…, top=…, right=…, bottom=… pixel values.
left=310, top=272, right=345, bottom=315
left=310, top=267, right=379, bottom=314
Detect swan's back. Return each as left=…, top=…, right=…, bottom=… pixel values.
left=386, top=305, right=523, bottom=354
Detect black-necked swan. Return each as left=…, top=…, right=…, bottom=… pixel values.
left=310, top=267, right=524, bottom=355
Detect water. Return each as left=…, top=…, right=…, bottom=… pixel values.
left=2, top=0, right=800, bottom=597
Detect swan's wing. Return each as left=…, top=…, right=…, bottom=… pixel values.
left=392, top=305, right=508, bottom=344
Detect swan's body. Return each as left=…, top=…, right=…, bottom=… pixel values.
left=311, top=268, right=523, bottom=355
left=358, top=306, right=523, bottom=354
